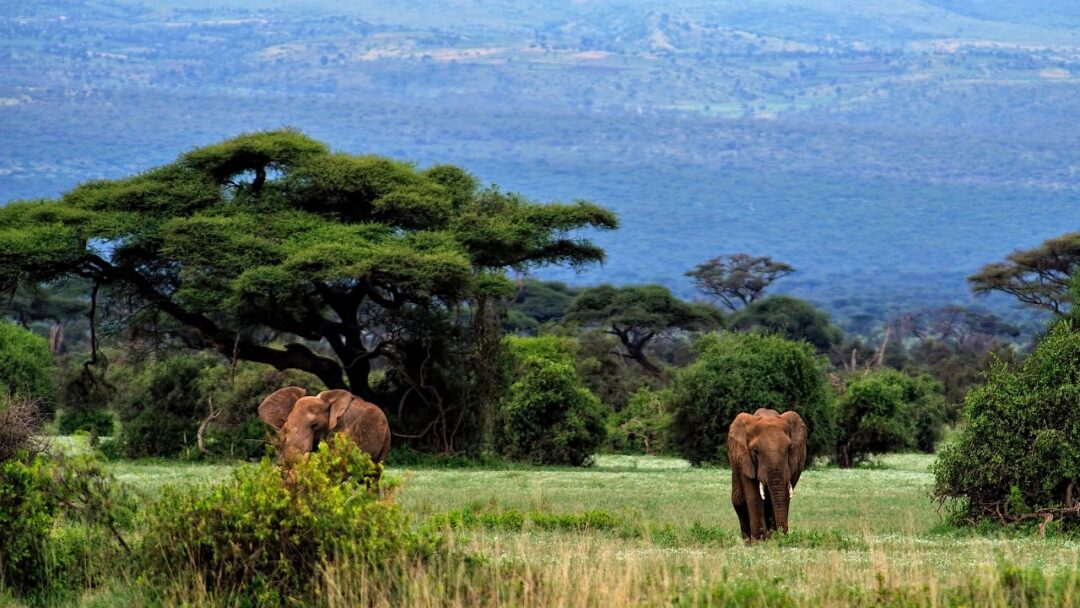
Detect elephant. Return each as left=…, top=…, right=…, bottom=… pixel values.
left=727, top=408, right=808, bottom=541
left=257, top=386, right=391, bottom=469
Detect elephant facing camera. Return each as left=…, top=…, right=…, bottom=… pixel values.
left=727, top=408, right=808, bottom=542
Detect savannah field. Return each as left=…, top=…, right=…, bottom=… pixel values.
left=24, top=439, right=1080, bottom=608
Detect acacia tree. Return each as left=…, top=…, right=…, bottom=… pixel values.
left=686, top=253, right=794, bottom=311
left=968, top=232, right=1080, bottom=315
left=566, top=284, right=720, bottom=375
left=0, top=130, right=618, bottom=409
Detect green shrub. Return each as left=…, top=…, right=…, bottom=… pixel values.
left=0, top=322, right=54, bottom=406
left=0, top=456, right=54, bottom=594
left=934, top=320, right=1080, bottom=522
left=112, top=353, right=211, bottom=457
left=142, top=435, right=436, bottom=606
left=500, top=337, right=608, bottom=466
left=0, top=453, right=131, bottom=600
left=835, top=370, right=946, bottom=467
left=606, top=387, right=672, bottom=455
left=667, top=332, right=836, bottom=465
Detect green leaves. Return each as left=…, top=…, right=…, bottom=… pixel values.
left=0, top=130, right=616, bottom=395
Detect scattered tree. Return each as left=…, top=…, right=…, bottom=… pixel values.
left=686, top=254, right=794, bottom=310
left=968, top=232, right=1080, bottom=315
left=566, top=284, right=721, bottom=376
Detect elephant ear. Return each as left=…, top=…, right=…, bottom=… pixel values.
left=781, top=410, right=808, bottom=488
left=727, top=412, right=757, bottom=479
left=258, top=386, right=306, bottom=431
left=319, top=389, right=355, bottom=430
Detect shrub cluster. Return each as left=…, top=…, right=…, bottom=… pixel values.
left=0, top=453, right=133, bottom=601
left=934, top=320, right=1080, bottom=522
left=835, top=369, right=947, bottom=467
left=106, top=352, right=321, bottom=459
left=667, top=332, right=836, bottom=465
left=500, top=336, right=607, bottom=466
left=142, top=435, right=436, bottom=605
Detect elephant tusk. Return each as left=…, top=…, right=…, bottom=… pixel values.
left=759, top=482, right=766, bottom=500
left=788, top=483, right=794, bottom=498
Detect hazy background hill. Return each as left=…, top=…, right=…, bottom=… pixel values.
left=2, top=0, right=1079, bottom=333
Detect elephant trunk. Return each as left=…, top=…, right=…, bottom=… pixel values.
left=768, top=476, right=791, bottom=534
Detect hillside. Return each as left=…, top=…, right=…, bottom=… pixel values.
left=2, top=0, right=1079, bottom=331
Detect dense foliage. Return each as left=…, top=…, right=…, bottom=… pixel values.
left=143, top=436, right=433, bottom=606
left=0, top=321, right=54, bottom=404
left=0, top=454, right=132, bottom=601
left=729, top=296, right=844, bottom=354
left=667, top=332, right=836, bottom=466
left=934, top=320, right=1080, bottom=523
left=500, top=337, right=608, bottom=466
left=0, top=130, right=616, bottom=454
left=606, top=387, right=673, bottom=455
left=835, top=370, right=947, bottom=467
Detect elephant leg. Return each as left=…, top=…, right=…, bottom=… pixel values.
left=740, top=477, right=767, bottom=540
left=732, top=476, right=751, bottom=540
left=764, top=493, right=777, bottom=532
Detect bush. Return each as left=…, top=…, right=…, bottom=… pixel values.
left=606, top=387, right=672, bottom=455
left=112, top=353, right=211, bottom=457
left=0, top=453, right=132, bottom=599
left=934, top=320, right=1080, bottom=523
left=142, top=436, right=435, bottom=606
left=197, top=362, right=323, bottom=460
left=0, top=322, right=54, bottom=407
left=0, top=456, right=54, bottom=594
left=500, top=337, right=608, bottom=466
left=667, top=332, right=836, bottom=466
left=728, top=295, right=843, bottom=353
left=835, top=370, right=947, bottom=467
left=57, top=408, right=115, bottom=436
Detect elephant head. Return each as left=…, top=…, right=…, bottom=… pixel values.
left=728, top=408, right=808, bottom=539
left=258, top=386, right=358, bottom=463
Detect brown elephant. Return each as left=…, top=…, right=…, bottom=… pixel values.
left=258, top=387, right=391, bottom=467
left=727, top=408, right=808, bottom=541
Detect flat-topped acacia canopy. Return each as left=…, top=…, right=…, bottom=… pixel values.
left=0, top=129, right=618, bottom=397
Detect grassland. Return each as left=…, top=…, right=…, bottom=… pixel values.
left=34, top=443, right=1080, bottom=607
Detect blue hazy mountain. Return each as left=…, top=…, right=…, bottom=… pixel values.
left=2, top=0, right=1079, bottom=330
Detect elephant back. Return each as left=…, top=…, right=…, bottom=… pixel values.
left=340, top=400, right=391, bottom=464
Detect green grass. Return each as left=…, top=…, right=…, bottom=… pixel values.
left=15, top=444, right=1080, bottom=606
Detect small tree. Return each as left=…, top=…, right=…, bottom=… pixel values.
left=729, top=295, right=844, bottom=353
left=969, top=232, right=1080, bottom=315
left=500, top=337, right=607, bottom=466
left=934, top=319, right=1080, bottom=524
left=566, top=284, right=721, bottom=375
left=667, top=332, right=836, bottom=466
left=686, top=254, right=794, bottom=311
left=834, top=370, right=946, bottom=467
